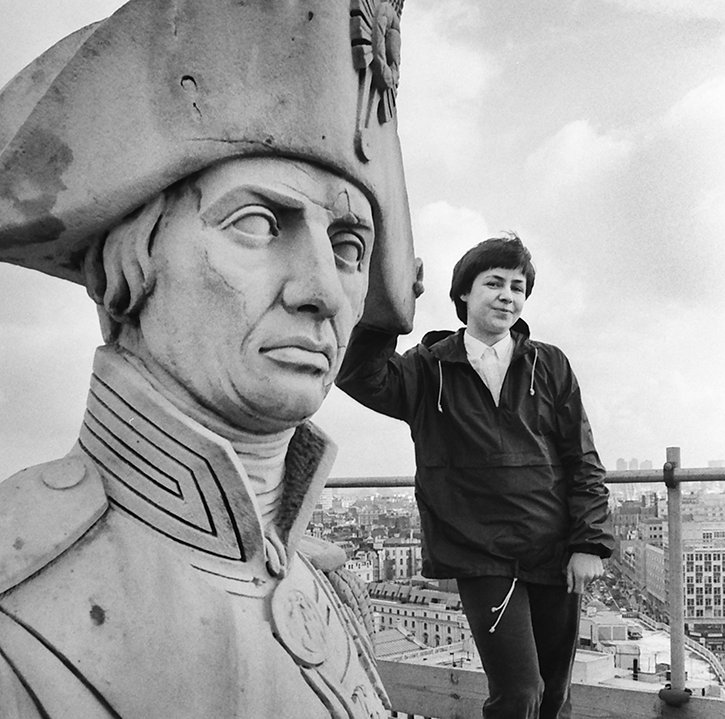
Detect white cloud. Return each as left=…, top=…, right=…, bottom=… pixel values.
left=696, top=184, right=725, bottom=227
left=664, top=76, right=725, bottom=130
left=524, top=120, right=631, bottom=205
left=671, top=78, right=725, bottom=231
left=659, top=76, right=725, bottom=194
left=0, top=265, right=99, bottom=477
left=609, top=0, right=725, bottom=21
left=0, top=0, right=126, bottom=88
left=396, top=2, right=498, bottom=188
left=580, top=305, right=725, bottom=470
left=519, top=74, right=725, bottom=308
left=619, top=78, right=725, bottom=303
left=2, top=0, right=724, bottom=481
left=410, top=201, right=490, bottom=334
left=313, top=389, right=416, bottom=478
left=511, top=80, right=725, bottom=471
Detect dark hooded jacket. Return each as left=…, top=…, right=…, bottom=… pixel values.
left=336, top=320, right=614, bottom=585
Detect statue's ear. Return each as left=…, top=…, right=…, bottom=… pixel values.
left=83, top=235, right=107, bottom=307
left=84, top=194, right=165, bottom=324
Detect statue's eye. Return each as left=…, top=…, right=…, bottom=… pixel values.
left=331, top=230, right=364, bottom=270
left=223, top=206, right=279, bottom=238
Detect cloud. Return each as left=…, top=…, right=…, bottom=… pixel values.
left=523, top=119, right=632, bottom=207
left=615, top=77, right=725, bottom=304
left=2, top=0, right=723, bottom=480
left=575, top=301, right=725, bottom=469
left=608, top=0, right=725, bottom=21
left=513, top=76, right=725, bottom=470
left=314, top=389, right=416, bottom=478
left=0, top=1, right=126, bottom=88
left=520, top=75, right=725, bottom=308
left=396, top=2, right=499, bottom=193
left=410, top=201, right=491, bottom=335
left=664, top=75, right=725, bottom=129
left=0, top=265, right=100, bottom=476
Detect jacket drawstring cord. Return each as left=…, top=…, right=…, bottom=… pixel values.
left=437, top=360, right=443, bottom=413
left=489, top=577, right=518, bottom=633
left=529, top=347, right=538, bottom=397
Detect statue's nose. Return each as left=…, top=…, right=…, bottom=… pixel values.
left=281, top=224, right=345, bottom=318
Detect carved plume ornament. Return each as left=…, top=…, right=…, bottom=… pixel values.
left=350, top=0, right=404, bottom=160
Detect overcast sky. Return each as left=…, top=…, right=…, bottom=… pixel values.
left=1, top=0, right=724, bottom=480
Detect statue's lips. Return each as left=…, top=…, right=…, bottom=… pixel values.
left=260, top=338, right=333, bottom=373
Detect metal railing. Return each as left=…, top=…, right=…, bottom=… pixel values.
left=327, top=446, right=725, bottom=709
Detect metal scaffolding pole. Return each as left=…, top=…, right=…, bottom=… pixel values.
left=658, top=447, right=689, bottom=704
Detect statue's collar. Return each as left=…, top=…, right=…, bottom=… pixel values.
left=78, top=346, right=336, bottom=575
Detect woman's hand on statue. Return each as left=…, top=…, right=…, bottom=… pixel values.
left=566, top=552, right=604, bottom=594
left=413, top=257, right=425, bottom=299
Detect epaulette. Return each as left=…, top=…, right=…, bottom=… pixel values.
left=326, top=566, right=376, bottom=642
left=298, top=534, right=346, bottom=572
left=0, top=454, right=108, bottom=595
left=297, top=537, right=376, bottom=641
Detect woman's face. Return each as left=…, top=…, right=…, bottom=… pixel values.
left=461, top=267, right=527, bottom=345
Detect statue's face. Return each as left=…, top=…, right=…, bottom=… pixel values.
left=137, top=157, right=374, bottom=432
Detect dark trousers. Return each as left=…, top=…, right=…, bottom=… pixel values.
left=457, top=576, right=581, bottom=719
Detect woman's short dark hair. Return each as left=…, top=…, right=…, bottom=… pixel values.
left=449, top=233, right=535, bottom=323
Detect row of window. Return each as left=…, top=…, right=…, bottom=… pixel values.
left=684, top=571, right=723, bottom=582
left=684, top=563, right=722, bottom=573
left=685, top=585, right=722, bottom=595
left=687, top=608, right=724, bottom=617
left=686, top=597, right=723, bottom=607
left=421, top=634, right=454, bottom=647
left=378, top=605, right=452, bottom=621
left=388, top=616, right=456, bottom=634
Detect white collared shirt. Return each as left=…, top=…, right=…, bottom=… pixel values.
left=464, top=330, right=514, bottom=406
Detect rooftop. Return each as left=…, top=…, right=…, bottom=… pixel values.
left=378, top=660, right=724, bottom=718
left=374, top=626, right=428, bottom=659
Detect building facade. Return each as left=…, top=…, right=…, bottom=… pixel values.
left=368, top=582, right=471, bottom=648
left=377, top=538, right=422, bottom=581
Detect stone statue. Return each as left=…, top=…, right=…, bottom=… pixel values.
left=0, top=1, right=415, bottom=717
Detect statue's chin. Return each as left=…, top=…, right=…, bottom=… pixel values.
left=226, top=381, right=329, bottom=434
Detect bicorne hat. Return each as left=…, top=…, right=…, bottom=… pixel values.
left=0, top=0, right=415, bottom=331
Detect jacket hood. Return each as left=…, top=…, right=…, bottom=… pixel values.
left=420, top=329, right=456, bottom=349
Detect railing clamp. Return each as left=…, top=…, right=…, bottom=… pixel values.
left=663, top=461, right=678, bottom=489
left=658, top=685, right=691, bottom=707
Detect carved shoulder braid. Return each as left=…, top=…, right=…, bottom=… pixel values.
left=326, top=567, right=376, bottom=642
